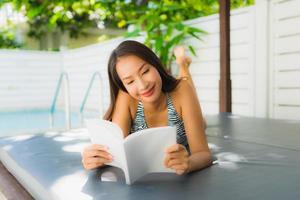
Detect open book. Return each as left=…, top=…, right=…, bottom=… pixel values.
left=85, top=119, right=177, bottom=185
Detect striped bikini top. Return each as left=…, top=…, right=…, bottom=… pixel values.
left=131, top=93, right=190, bottom=152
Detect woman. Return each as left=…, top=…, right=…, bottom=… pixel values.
left=82, top=40, right=212, bottom=175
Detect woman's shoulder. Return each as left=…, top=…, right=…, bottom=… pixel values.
left=168, top=79, right=196, bottom=116
left=170, top=79, right=195, bottom=100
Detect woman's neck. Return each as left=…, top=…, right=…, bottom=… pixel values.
left=142, top=92, right=167, bottom=113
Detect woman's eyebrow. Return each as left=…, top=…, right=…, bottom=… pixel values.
left=122, top=62, right=147, bottom=80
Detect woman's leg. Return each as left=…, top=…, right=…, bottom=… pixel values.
left=173, top=46, right=207, bottom=129
left=173, top=46, right=196, bottom=90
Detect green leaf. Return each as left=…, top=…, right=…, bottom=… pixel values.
left=189, top=32, right=201, bottom=41
left=154, top=37, right=163, bottom=54
left=187, top=26, right=207, bottom=34
left=188, top=45, right=197, bottom=56
left=175, top=23, right=184, bottom=31
left=50, top=14, right=60, bottom=25
left=27, top=5, right=44, bottom=19
left=125, top=28, right=141, bottom=37
left=167, top=33, right=184, bottom=49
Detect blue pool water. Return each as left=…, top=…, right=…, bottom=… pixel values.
left=0, top=109, right=100, bottom=136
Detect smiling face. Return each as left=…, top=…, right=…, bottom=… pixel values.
left=116, top=55, right=163, bottom=103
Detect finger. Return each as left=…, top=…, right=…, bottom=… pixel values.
left=82, top=155, right=111, bottom=165
left=83, top=160, right=100, bottom=170
left=84, top=144, right=105, bottom=151
left=171, top=163, right=188, bottom=171
left=164, top=151, right=185, bottom=167
left=85, top=150, right=112, bottom=160
left=91, top=144, right=109, bottom=151
left=85, top=162, right=104, bottom=170
left=86, top=156, right=112, bottom=165
left=167, top=151, right=189, bottom=159
left=83, top=144, right=108, bottom=156
left=164, top=153, right=171, bottom=167
left=167, top=158, right=181, bottom=168
left=167, top=158, right=188, bottom=168
left=165, top=144, right=185, bottom=153
left=176, top=169, right=185, bottom=175
left=164, top=152, right=183, bottom=167
left=165, top=144, right=179, bottom=153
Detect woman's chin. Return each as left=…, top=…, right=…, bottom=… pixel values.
left=140, top=92, right=158, bottom=103
left=140, top=96, right=155, bottom=103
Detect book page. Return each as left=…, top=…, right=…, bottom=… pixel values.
left=85, top=119, right=127, bottom=170
left=123, top=126, right=176, bottom=184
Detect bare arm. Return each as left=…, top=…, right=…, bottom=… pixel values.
left=180, top=81, right=211, bottom=171
left=82, top=90, right=132, bottom=170
left=174, top=46, right=208, bottom=129
left=164, top=81, right=211, bottom=174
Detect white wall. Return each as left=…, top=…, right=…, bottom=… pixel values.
left=62, top=38, right=123, bottom=113
left=0, top=50, right=62, bottom=111
left=0, top=0, right=299, bottom=120
left=61, top=7, right=256, bottom=117
left=184, top=7, right=255, bottom=116
left=62, top=37, right=145, bottom=116
left=269, top=0, right=300, bottom=120
left=0, top=6, right=258, bottom=117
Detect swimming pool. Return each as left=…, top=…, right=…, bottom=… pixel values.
left=0, top=109, right=100, bottom=137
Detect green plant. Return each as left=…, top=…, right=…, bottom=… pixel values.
left=1, top=0, right=111, bottom=39
left=0, top=22, right=23, bottom=49
left=0, top=0, right=254, bottom=54
left=231, top=0, right=254, bottom=9
left=123, top=1, right=208, bottom=69
left=111, top=0, right=255, bottom=69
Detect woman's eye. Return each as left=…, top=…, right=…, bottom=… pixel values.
left=142, top=69, right=149, bottom=75
left=126, top=80, right=134, bottom=85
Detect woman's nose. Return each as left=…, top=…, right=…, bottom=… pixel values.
left=136, top=78, right=147, bottom=91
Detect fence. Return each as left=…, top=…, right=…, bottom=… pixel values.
left=269, top=0, right=300, bottom=120
left=0, top=0, right=299, bottom=120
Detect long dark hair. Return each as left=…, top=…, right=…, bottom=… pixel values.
left=103, top=40, right=180, bottom=120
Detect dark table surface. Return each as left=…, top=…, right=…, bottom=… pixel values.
left=0, top=113, right=300, bottom=200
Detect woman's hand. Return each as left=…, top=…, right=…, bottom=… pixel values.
left=81, top=144, right=113, bottom=170
left=164, top=144, right=190, bottom=175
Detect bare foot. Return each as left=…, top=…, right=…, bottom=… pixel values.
left=173, top=46, right=192, bottom=76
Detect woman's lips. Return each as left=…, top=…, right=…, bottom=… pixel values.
left=141, top=86, right=155, bottom=97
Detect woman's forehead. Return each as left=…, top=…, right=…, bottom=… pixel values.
left=117, top=55, right=145, bottom=66
left=116, top=55, right=148, bottom=76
